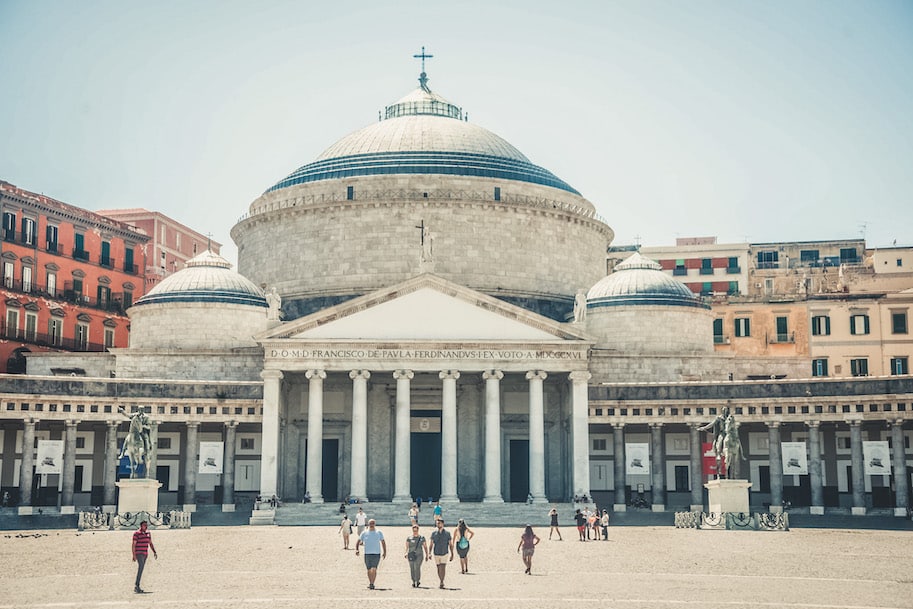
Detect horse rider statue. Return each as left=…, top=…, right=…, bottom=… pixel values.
left=698, top=406, right=744, bottom=479
left=119, top=410, right=153, bottom=479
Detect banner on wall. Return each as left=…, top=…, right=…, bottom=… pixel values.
left=781, top=442, right=808, bottom=475
left=625, top=443, right=650, bottom=476
left=702, top=442, right=719, bottom=477
left=198, top=442, right=224, bottom=474
left=35, top=440, right=63, bottom=474
left=863, top=441, right=891, bottom=475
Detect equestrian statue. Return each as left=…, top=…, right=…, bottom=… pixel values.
left=698, top=406, right=745, bottom=479
left=119, top=410, right=153, bottom=479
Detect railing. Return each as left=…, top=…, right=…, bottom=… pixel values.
left=768, top=332, right=796, bottom=344
left=0, top=321, right=108, bottom=352
left=726, top=266, right=741, bottom=274
left=100, top=256, right=116, bottom=269
left=672, top=268, right=687, bottom=276
left=713, top=335, right=731, bottom=345
left=72, top=248, right=90, bottom=261
left=1, top=276, right=129, bottom=314
left=699, top=268, right=714, bottom=275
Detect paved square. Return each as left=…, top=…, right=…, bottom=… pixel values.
left=1, top=524, right=911, bottom=609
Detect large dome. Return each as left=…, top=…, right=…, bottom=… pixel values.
left=266, top=81, right=579, bottom=195
left=134, top=250, right=267, bottom=308
left=588, top=253, right=708, bottom=309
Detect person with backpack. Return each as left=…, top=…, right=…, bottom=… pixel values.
left=453, top=518, right=474, bottom=574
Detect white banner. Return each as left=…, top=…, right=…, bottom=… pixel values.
left=35, top=440, right=63, bottom=474
left=625, top=443, right=650, bottom=476
left=781, top=442, right=808, bottom=475
left=198, top=441, right=224, bottom=474
left=863, top=441, right=891, bottom=475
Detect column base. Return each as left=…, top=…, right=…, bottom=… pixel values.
left=17, top=506, right=34, bottom=515
left=690, top=504, right=703, bottom=513
left=392, top=495, right=413, bottom=504
left=851, top=506, right=867, bottom=516
left=439, top=495, right=460, bottom=503
left=769, top=505, right=783, bottom=514
left=810, top=506, right=825, bottom=515
left=651, top=504, right=665, bottom=513
left=182, top=504, right=197, bottom=513
left=221, top=504, right=236, bottom=512
left=894, top=507, right=909, bottom=517
left=613, top=503, right=627, bottom=512
left=60, top=506, right=76, bottom=515
left=531, top=496, right=549, bottom=505
left=249, top=509, right=276, bottom=526
left=102, top=504, right=117, bottom=513
left=483, top=496, right=505, bottom=503
left=308, top=496, right=325, bottom=504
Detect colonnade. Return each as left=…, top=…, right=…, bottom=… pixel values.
left=260, top=367, right=592, bottom=504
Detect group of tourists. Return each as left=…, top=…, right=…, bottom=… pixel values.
left=572, top=506, right=610, bottom=541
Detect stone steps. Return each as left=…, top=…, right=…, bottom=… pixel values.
left=272, top=501, right=582, bottom=527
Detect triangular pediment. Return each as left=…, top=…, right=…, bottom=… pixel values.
left=258, top=274, right=589, bottom=343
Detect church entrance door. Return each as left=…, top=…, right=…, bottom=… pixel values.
left=322, top=439, right=339, bottom=502
left=509, top=439, right=530, bottom=502
left=411, top=432, right=441, bottom=501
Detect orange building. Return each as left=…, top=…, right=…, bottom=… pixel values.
left=0, top=180, right=150, bottom=373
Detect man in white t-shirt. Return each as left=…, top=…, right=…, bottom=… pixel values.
left=354, top=507, right=368, bottom=536
left=355, top=519, right=386, bottom=590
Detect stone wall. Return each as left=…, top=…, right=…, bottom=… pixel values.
left=114, top=349, right=265, bottom=382
left=589, top=352, right=807, bottom=384
left=24, top=352, right=115, bottom=377
left=232, top=175, right=612, bottom=321
left=587, top=305, right=714, bottom=354
left=128, top=302, right=268, bottom=350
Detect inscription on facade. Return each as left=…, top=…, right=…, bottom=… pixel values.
left=268, top=348, right=583, bottom=361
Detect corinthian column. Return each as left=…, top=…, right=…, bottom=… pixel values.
left=393, top=370, right=414, bottom=503
left=103, top=420, right=118, bottom=510
left=569, top=371, right=591, bottom=499
left=222, top=421, right=238, bottom=511
left=613, top=423, right=626, bottom=512
left=305, top=369, right=327, bottom=503
left=483, top=370, right=504, bottom=503
left=19, top=418, right=36, bottom=511
left=349, top=370, right=371, bottom=502
left=61, top=420, right=79, bottom=513
left=439, top=370, right=460, bottom=502
left=183, top=421, right=199, bottom=511
left=891, top=419, right=908, bottom=517
left=259, top=370, right=284, bottom=499
left=526, top=370, right=548, bottom=504
left=849, top=419, right=865, bottom=516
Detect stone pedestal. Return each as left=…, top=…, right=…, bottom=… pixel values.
left=810, top=506, right=825, bottom=515
left=222, top=504, right=236, bottom=513
left=705, top=479, right=751, bottom=514
left=116, top=478, right=162, bottom=515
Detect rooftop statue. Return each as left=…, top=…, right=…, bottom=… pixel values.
left=573, top=290, right=587, bottom=323
left=267, top=287, right=282, bottom=321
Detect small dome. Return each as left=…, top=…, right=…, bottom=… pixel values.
left=588, top=253, right=708, bottom=309
left=134, top=250, right=268, bottom=308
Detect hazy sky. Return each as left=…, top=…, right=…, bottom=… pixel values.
left=1, top=1, right=911, bottom=265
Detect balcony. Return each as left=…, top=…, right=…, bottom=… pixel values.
left=2, top=229, right=15, bottom=242
left=0, top=321, right=107, bottom=352
left=124, top=262, right=138, bottom=274
left=726, top=266, right=741, bottom=274
left=1, top=276, right=128, bottom=314
left=100, top=256, right=116, bottom=270
left=768, top=332, right=796, bottom=344
left=713, top=335, right=731, bottom=345
left=672, top=268, right=687, bottom=276
left=72, top=248, right=90, bottom=262
left=699, top=268, right=714, bottom=275
left=45, top=241, right=61, bottom=255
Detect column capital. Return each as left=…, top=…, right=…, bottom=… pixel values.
left=65, top=419, right=80, bottom=428
left=107, top=419, right=119, bottom=429
left=23, top=417, right=37, bottom=427
left=186, top=421, right=201, bottom=429
left=393, top=369, right=414, bottom=380
left=525, top=370, right=548, bottom=381
left=891, top=418, right=905, bottom=428
left=349, top=369, right=371, bottom=381
left=439, top=370, right=461, bottom=381
left=224, top=420, right=238, bottom=429
left=766, top=421, right=781, bottom=429
left=612, top=422, right=625, bottom=431
left=806, top=420, right=821, bottom=430
left=305, top=369, right=327, bottom=381
left=260, top=369, right=284, bottom=381
left=482, top=369, right=504, bottom=381
left=846, top=418, right=863, bottom=428
left=568, top=371, right=591, bottom=383
left=650, top=422, right=663, bottom=430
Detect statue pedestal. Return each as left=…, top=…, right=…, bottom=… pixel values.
left=116, top=478, right=162, bottom=515
left=705, top=479, right=751, bottom=514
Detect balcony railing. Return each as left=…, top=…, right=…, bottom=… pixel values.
left=100, top=256, right=116, bottom=269
left=72, top=248, right=90, bottom=261
left=0, top=321, right=108, bottom=352
left=768, top=332, right=796, bottom=344
left=726, top=266, right=741, bottom=274
left=699, top=268, right=714, bottom=275
left=713, top=335, right=731, bottom=345
left=672, top=268, right=687, bottom=276
left=1, top=276, right=129, bottom=314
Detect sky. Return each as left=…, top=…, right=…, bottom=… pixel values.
left=1, top=1, right=911, bottom=266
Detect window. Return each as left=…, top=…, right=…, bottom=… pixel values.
left=840, top=247, right=858, bottom=264
left=240, top=437, right=255, bottom=450
left=701, top=282, right=712, bottom=295
left=800, top=249, right=819, bottom=265
left=850, top=358, right=869, bottom=377
left=892, top=357, right=909, bottom=375
left=850, top=314, right=870, bottom=335
left=21, top=217, right=36, bottom=245
left=75, top=323, right=89, bottom=350
left=775, top=316, right=789, bottom=342
left=674, top=465, right=689, bottom=492
left=494, top=186, right=501, bottom=201
left=897, top=258, right=903, bottom=267
left=97, top=285, right=111, bottom=308
left=345, top=185, right=354, bottom=200
left=22, top=266, right=32, bottom=293
left=157, top=437, right=172, bottom=450
left=592, top=438, right=607, bottom=451
left=812, top=359, right=828, bottom=377
left=48, top=318, right=63, bottom=346
left=124, top=247, right=135, bottom=273
left=727, top=257, right=740, bottom=272
left=175, top=232, right=181, bottom=249
left=104, top=328, right=115, bottom=348
left=74, top=232, right=88, bottom=260
left=2, top=211, right=16, bottom=240
left=757, top=250, right=778, bottom=269
left=673, top=259, right=686, bottom=276
left=76, top=437, right=86, bottom=449
left=5, top=309, right=19, bottom=338
left=811, top=315, right=831, bottom=336
left=728, top=281, right=739, bottom=295
left=700, top=258, right=713, bottom=275
left=734, top=317, right=750, bottom=337
left=25, top=313, right=37, bottom=342
left=46, top=224, right=58, bottom=253
left=123, top=289, right=133, bottom=309
left=892, top=312, right=908, bottom=334
left=2, top=261, right=13, bottom=288
left=46, top=271, right=57, bottom=296
left=713, top=318, right=724, bottom=343
left=100, top=241, right=111, bottom=267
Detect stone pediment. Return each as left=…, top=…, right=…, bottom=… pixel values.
left=258, top=274, right=589, bottom=343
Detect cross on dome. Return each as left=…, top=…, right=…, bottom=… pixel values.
left=413, top=46, right=434, bottom=92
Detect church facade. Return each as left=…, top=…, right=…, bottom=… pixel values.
left=0, top=67, right=910, bottom=519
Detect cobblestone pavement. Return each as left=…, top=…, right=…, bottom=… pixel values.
left=1, top=525, right=911, bottom=609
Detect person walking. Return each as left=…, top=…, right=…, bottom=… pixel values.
left=574, top=509, right=587, bottom=541
left=600, top=509, right=610, bottom=540
left=131, top=520, right=157, bottom=593
left=404, top=524, right=429, bottom=588
left=587, top=508, right=598, bottom=540
left=517, top=524, right=540, bottom=575
left=428, top=518, right=453, bottom=589
left=354, top=506, right=368, bottom=537
left=548, top=506, right=562, bottom=540
left=339, top=514, right=353, bottom=549
left=408, top=503, right=419, bottom=526
left=355, top=519, right=386, bottom=590
left=453, top=518, right=474, bottom=574
left=432, top=500, right=443, bottom=522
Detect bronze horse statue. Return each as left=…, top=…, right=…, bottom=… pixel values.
left=119, top=411, right=152, bottom=479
